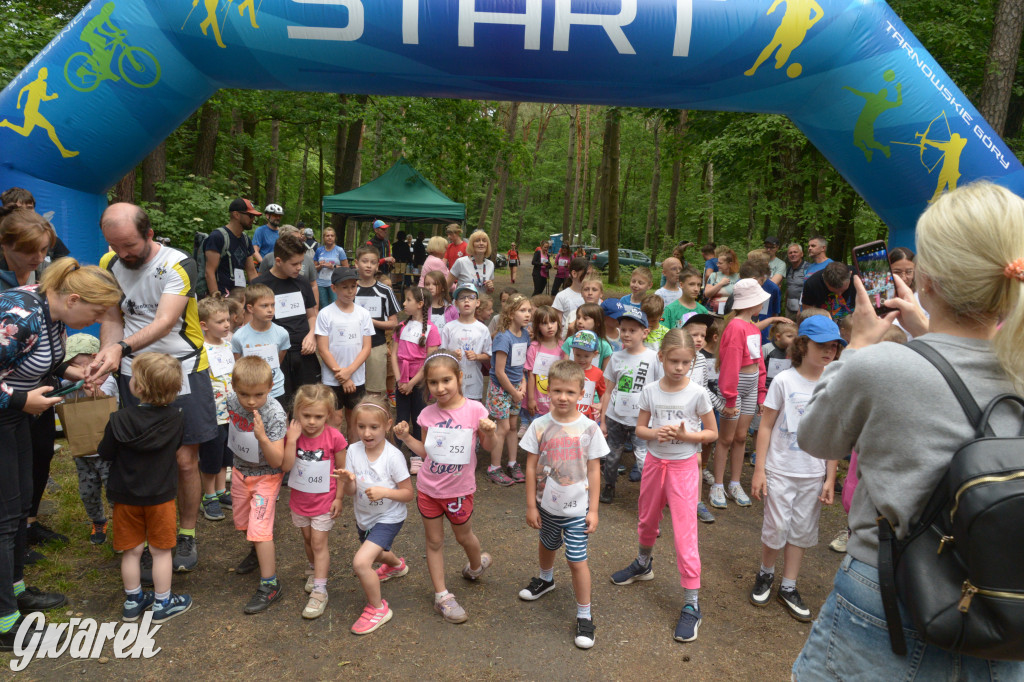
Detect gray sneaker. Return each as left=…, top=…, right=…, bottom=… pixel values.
left=829, top=528, right=850, bottom=553
left=434, top=593, right=468, bottom=623
left=202, top=496, right=225, bottom=521
left=727, top=483, right=752, bottom=507
left=696, top=501, right=716, bottom=524
left=173, top=534, right=198, bottom=572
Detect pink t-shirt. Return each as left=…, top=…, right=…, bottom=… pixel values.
left=416, top=398, right=488, bottom=499
left=524, top=342, right=563, bottom=416
left=396, top=320, right=441, bottom=383
left=419, top=254, right=450, bottom=287
left=289, top=426, right=348, bottom=517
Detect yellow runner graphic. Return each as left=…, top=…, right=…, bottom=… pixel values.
left=184, top=0, right=261, bottom=48
left=891, top=111, right=967, bottom=202
left=745, top=0, right=824, bottom=79
left=843, top=69, right=903, bottom=162
left=0, top=68, right=78, bottom=158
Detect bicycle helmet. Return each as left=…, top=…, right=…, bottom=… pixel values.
left=264, top=203, right=284, bottom=215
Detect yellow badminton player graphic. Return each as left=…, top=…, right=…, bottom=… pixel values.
left=745, top=0, right=824, bottom=79
left=184, top=0, right=260, bottom=49
left=844, top=70, right=903, bottom=162
left=0, top=68, right=78, bottom=158
left=891, top=111, right=968, bottom=203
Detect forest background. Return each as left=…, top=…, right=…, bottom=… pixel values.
left=3, top=0, right=1022, bottom=282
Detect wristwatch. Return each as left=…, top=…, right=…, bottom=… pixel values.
left=117, top=340, right=133, bottom=356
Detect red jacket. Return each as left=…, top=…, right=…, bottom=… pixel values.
left=717, top=317, right=767, bottom=409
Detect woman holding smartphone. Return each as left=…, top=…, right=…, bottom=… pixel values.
left=791, top=181, right=1024, bottom=680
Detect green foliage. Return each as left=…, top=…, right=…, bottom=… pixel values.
left=139, top=171, right=249, bottom=251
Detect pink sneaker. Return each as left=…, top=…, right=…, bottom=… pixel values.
left=462, top=552, right=493, bottom=581
left=486, top=467, right=515, bottom=486
left=350, top=599, right=392, bottom=635
left=375, top=558, right=409, bottom=582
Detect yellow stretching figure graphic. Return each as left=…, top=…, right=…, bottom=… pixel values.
left=745, top=0, right=824, bottom=79
left=0, top=68, right=78, bottom=158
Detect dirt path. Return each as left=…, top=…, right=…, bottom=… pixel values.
left=7, top=272, right=849, bottom=680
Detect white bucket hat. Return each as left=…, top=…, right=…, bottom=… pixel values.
left=731, top=278, right=771, bottom=309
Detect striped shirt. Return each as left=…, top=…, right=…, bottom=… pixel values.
left=3, top=288, right=65, bottom=391
left=355, top=281, right=399, bottom=347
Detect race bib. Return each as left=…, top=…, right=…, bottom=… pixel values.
left=767, top=357, right=792, bottom=380
left=356, top=478, right=388, bottom=514
left=716, top=300, right=726, bottom=315
left=510, top=342, right=527, bottom=367
left=400, top=322, right=423, bottom=343
left=334, top=322, right=361, bottom=347
left=578, top=380, right=596, bottom=408
left=275, top=291, right=305, bottom=319
left=431, top=313, right=446, bottom=330
left=244, top=344, right=280, bottom=370
left=746, top=334, right=762, bottom=359
left=289, top=458, right=331, bottom=494
left=207, top=345, right=234, bottom=378
left=784, top=396, right=809, bottom=434
left=228, top=423, right=259, bottom=463
left=541, top=477, right=588, bottom=516
left=532, top=352, right=557, bottom=378
left=233, top=268, right=246, bottom=287
left=425, top=427, right=472, bottom=465
left=355, top=295, right=382, bottom=317
left=462, top=370, right=483, bottom=398
left=617, top=391, right=641, bottom=417
left=760, top=299, right=770, bottom=316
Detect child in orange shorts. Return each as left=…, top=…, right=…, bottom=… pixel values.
left=99, top=353, right=191, bottom=624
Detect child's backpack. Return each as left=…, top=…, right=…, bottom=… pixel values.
left=193, top=226, right=230, bottom=299
left=877, top=341, right=1024, bottom=660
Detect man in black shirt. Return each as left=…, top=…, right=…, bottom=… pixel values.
left=204, top=198, right=259, bottom=296
left=366, top=219, right=394, bottom=275
left=252, top=234, right=318, bottom=409
left=801, top=261, right=855, bottom=320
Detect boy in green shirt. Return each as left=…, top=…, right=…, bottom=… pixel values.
left=662, top=265, right=710, bottom=329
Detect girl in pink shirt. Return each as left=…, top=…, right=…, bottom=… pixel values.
left=394, top=352, right=497, bottom=625
left=391, top=286, right=440, bottom=473
left=424, top=270, right=453, bottom=333
left=710, top=278, right=769, bottom=510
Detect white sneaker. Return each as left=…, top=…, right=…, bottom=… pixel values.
left=702, top=469, right=715, bottom=486
left=709, top=486, right=727, bottom=509
left=727, top=483, right=752, bottom=507
left=829, top=528, right=850, bottom=553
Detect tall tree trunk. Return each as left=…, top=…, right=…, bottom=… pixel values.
left=318, top=139, right=325, bottom=235
left=372, top=110, right=385, bottom=178
left=664, top=111, right=687, bottom=244
left=577, top=106, right=592, bottom=240
left=335, top=96, right=367, bottom=247
left=596, top=112, right=613, bottom=249
left=587, top=114, right=604, bottom=239
left=644, top=120, right=661, bottom=251
left=193, top=102, right=219, bottom=177
left=569, top=106, right=583, bottom=246
left=330, top=95, right=348, bottom=246
left=747, top=184, right=758, bottom=249
left=832, top=188, right=857, bottom=260
left=478, top=178, right=496, bottom=228
left=618, top=156, right=633, bottom=238
left=491, top=101, right=520, bottom=247
left=295, top=142, right=310, bottom=223
left=604, top=109, right=622, bottom=284
left=241, top=114, right=258, bottom=197
left=265, top=119, right=280, bottom=204
left=113, top=169, right=136, bottom=204
left=978, top=0, right=1024, bottom=135
left=703, top=160, right=715, bottom=244
left=561, top=106, right=576, bottom=247
left=141, top=142, right=166, bottom=205
left=515, top=105, right=555, bottom=242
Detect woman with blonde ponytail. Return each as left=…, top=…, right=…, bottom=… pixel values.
left=791, top=180, right=1024, bottom=679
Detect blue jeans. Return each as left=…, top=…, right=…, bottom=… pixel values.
left=318, top=285, right=336, bottom=310
left=793, top=555, right=1024, bottom=681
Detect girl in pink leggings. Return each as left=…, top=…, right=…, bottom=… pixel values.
left=609, top=330, right=718, bottom=643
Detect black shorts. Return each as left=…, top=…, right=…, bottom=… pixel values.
left=331, top=384, right=366, bottom=412
left=118, top=371, right=218, bottom=446
left=198, top=424, right=231, bottom=475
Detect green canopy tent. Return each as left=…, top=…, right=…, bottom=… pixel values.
left=321, top=158, right=466, bottom=224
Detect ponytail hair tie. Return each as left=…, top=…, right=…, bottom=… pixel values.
left=1005, top=258, right=1024, bottom=282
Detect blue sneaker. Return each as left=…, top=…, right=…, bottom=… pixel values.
left=628, top=464, right=642, bottom=482
left=218, top=491, right=232, bottom=507
left=202, top=496, right=225, bottom=521
left=152, top=593, right=192, bottom=623
left=674, top=604, right=702, bottom=642
left=611, top=558, right=654, bottom=585
left=122, top=591, right=155, bottom=622
left=696, top=501, right=715, bottom=524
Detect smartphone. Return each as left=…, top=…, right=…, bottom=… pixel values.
left=851, top=240, right=897, bottom=315
left=44, top=380, right=84, bottom=398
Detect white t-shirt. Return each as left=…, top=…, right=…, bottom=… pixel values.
left=345, top=440, right=410, bottom=530
left=449, top=256, right=495, bottom=289
left=440, top=319, right=492, bottom=399
left=655, top=286, right=683, bottom=308
left=638, top=380, right=713, bottom=460
left=762, top=368, right=826, bottom=478
left=519, top=412, right=609, bottom=516
left=552, top=287, right=585, bottom=335
left=314, top=303, right=375, bottom=387
left=602, top=348, right=663, bottom=426
left=102, top=246, right=207, bottom=375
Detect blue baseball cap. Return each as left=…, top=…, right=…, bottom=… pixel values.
left=454, top=283, right=479, bottom=299
left=570, top=330, right=599, bottom=352
left=619, top=308, right=649, bottom=328
left=601, top=298, right=625, bottom=320
left=372, top=219, right=389, bottom=230
left=798, top=316, right=848, bottom=346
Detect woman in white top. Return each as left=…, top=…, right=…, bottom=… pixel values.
left=703, top=247, right=739, bottom=314
left=448, top=230, right=495, bottom=294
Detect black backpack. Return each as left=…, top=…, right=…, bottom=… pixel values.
left=877, top=341, right=1024, bottom=660
left=192, top=226, right=230, bottom=299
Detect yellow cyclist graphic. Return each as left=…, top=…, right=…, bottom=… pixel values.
left=891, top=111, right=967, bottom=202
left=185, top=0, right=260, bottom=49
left=745, top=0, right=824, bottom=79
left=844, top=69, right=903, bottom=162
left=0, top=68, right=78, bottom=158
left=64, top=1, right=160, bottom=92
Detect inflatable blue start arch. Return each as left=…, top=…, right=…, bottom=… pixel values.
left=1, top=0, right=1021, bottom=262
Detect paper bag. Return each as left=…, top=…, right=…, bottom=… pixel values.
left=56, top=395, right=117, bottom=457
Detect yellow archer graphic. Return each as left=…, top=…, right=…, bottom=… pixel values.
left=745, top=0, right=824, bottom=79
left=891, top=111, right=967, bottom=202
left=183, top=0, right=260, bottom=49
left=844, top=69, right=903, bottom=162
left=0, top=68, right=78, bottom=158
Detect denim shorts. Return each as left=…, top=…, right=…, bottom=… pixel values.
left=357, top=520, right=404, bottom=553
left=792, top=555, right=1024, bottom=681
